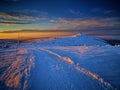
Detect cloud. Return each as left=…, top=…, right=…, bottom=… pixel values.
left=0, top=12, right=46, bottom=25
left=3, top=0, right=19, bottom=2
left=69, top=9, right=80, bottom=15
left=0, top=20, right=33, bottom=25
left=0, top=12, right=43, bottom=20
left=103, top=10, right=113, bottom=14
left=51, top=17, right=120, bottom=30
left=91, top=8, right=114, bottom=14
left=91, top=8, right=101, bottom=12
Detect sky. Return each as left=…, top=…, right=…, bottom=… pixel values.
left=0, top=0, right=120, bottom=39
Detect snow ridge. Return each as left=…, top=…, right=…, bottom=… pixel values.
left=38, top=33, right=107, bottom=46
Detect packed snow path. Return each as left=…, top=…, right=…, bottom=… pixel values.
left=0, top=46, right=120, bottom=90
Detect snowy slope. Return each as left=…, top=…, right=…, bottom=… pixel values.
left=37, top=33, right=107, bottom=46
left=0, top=34, right=120, bottom=90
left=17, top=33, right=107, bottom=48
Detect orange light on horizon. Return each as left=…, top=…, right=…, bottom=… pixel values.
left=0, top=31, right=77, bottom=40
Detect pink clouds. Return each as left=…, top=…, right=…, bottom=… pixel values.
left=51, top=17, right=120, bottom=30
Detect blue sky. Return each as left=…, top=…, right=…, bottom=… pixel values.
left=0, top=0, right=120, bottom=39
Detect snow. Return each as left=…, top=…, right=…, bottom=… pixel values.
left=17, top=33, right=106, bottom=48
left=38, top=33, right=107, bottom=46
left=0, top=34, right=120, bottom=90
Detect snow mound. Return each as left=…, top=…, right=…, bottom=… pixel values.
left=39, top=33, right=107, bottom=46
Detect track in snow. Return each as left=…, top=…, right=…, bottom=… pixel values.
left=0, top=46, right=119, bottom=90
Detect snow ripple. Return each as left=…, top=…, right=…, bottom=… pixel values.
left=0, top=49, right=35, bottom=90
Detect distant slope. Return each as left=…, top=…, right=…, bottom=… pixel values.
left=38, top=33, right=107, bottom=46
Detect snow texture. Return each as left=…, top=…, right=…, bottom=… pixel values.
left=0, top=33, right=120, bottom=90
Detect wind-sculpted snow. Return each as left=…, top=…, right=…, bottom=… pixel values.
left=0, top=49, right=35, bottom=90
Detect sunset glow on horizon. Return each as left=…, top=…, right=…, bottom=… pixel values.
left=0, top=0, right=120, bottom=39
left=0, top=31, right=78, bottom=40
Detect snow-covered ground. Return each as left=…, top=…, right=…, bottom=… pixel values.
left=0, top=34, right=120, bottom=90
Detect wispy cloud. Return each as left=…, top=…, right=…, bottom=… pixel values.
left=0, top=11, right=120, bottom=31
left=0, top=12, right=44, bottom=20
left=0, top=12, right=46, bottom=25
left=69, top=9, right=80, bottom=15
left=103, top=10, right=113, bottom=14
left=3, top=0, right=19, bottom=2
left=91, top=8, right=114, bottom=14
left=0, top=20, right=33, bottom=25
left=51, top=17, right=120, bottom=30
left=91, top=8, right=101, bottom=12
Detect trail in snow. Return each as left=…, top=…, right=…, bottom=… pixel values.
left=0, top=46, right=120, bottom=90
left=40, top=49, right=74, bottom=64
left=41, top=49, right=117, bottom=90
left=29, top=49, right=77, bottom=90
